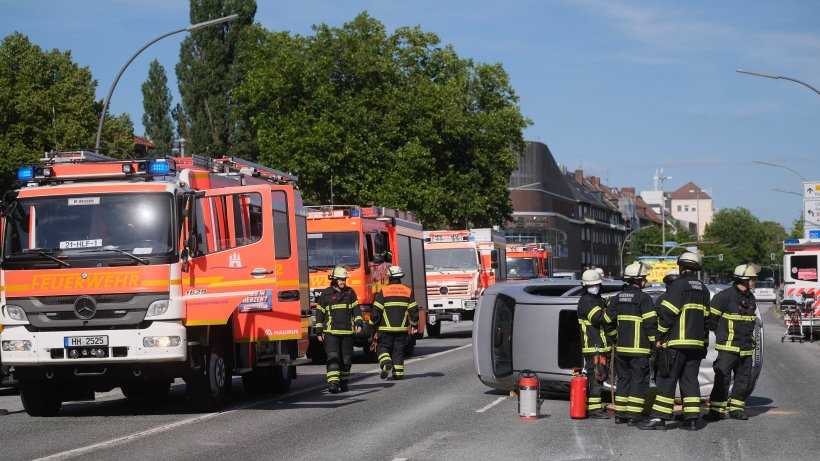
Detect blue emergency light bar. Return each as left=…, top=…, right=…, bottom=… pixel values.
left=784, top=239, right=800, bottom=245
left=17, top=166, right=34, bottom=181
left=349, top=208, right=361, bottom=217
left=148, top=159, right=171, bottom=175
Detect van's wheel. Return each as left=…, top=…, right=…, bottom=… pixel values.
left=20, top=381, right=62, bottom=417
left=122, top=380, right=171, bottom=406
left=188, top=348, right=230, bottom=411
left=404, top=335, right=416, bottom=357
left=427, top=320, right=441, bottom=338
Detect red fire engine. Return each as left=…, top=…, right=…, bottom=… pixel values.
left=305, top=206, right=427, bottom=360
left=505, top=243, right=552, bottom=280
left=0, top=151, right=309, bottom=415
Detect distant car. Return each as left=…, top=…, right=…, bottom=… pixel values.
left=753, top=279, right=777, bottom=302
left=473, top=279, right=763, bottom=398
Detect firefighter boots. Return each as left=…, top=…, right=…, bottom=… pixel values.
left=637, top=418, right=667, bottom=430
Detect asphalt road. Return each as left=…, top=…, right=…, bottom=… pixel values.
left=2, top=303, right=820, bottom=461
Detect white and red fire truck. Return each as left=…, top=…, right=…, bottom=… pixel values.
left=423, top=229, right=507, bottom=336
left=782, top=238, right=820, bottom=332
left=0, top=151, right=310, bottom=415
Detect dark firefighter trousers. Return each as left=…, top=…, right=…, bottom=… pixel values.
left=651, top=348, right=703, bottom=420
left=377, top=332, right=408, bottom=379
left=583, top=354, right=608, bottom=412
left=614, top=355, right=650, bottom=418
left=709, top=351, right=753, bottom=415
left=324, top=334, right=353, bottom=385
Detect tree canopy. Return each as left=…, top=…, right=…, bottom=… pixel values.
left=141, top=59, right=174, bottom=155
left=176, top=0, right=257, bottom=158
left=235, top=13, right=528, bottom=228
left=0, top=32, right=135, bottom=190
left=701, top=208, right=786, bottom=277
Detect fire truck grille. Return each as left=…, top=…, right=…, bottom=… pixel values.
left=427, top=283, right=470, bottom=297
left=12, top=293, right=167, bottom=330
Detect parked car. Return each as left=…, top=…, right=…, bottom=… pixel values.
left=473, top=279, right=763, bottom=398
left=753, top=279, right=777, bottom=303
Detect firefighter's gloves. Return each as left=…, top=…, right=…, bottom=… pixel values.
left=354, top=319, right=364, bottom=334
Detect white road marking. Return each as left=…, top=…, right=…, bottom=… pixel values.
left=34, top=343, right=473, bottom=461
left=475, top=396, right=506, bottom=413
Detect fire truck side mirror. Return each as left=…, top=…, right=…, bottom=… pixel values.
left=491, top=249, right=499, bottom=269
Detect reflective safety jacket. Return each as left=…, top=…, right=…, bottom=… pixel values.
left=577, top=292, right=614, bottom=354
left=315, top=286, right=361, bottom=335
left=607, top=284, right=657, bottom=356
left=657, top=273, right=711, bottom=349
left=372, top=282, right=418, bottom=333
left=708, top=285, right=758, bottom=356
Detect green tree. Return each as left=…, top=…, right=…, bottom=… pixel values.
left=701, top=208, right=786, bottom=278
left=235, top=13, right=529, bottom=228
left=176, top=0, right=257, bottom=157
left=141, top=59, right=174, bottom=154
left=789, top=217, right=804, bottom=239
left=99, top=112, right=136, bottom=159
left=0, top=33, right=98, bottom=189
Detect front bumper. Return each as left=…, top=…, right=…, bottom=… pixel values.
left=0, top=320, right=187, bottom=366
left=428, top=297, right=477, bottom=312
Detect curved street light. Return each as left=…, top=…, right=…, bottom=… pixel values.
left=737, top=69, right=820, bottom=96
left=752, top=160, right=808, bottom=182
left=95, top=14, right=239, bottom=152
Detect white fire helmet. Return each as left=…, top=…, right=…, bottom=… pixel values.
left=582, top=269, right=603, bottom=286
left=677, top=251, right=703, bottom=271
left=388, top=265, right=405, bottom=279
left=624, top=261, right=650, bottom=279
left=733, top=263, right=761, bottom=281
left=329, top=266, right=349, bottom=280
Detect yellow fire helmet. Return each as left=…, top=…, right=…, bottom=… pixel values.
left=388, top=265, right=405, bottom=279
left=581, top=269, right=603, bottom=286
left=624, top=261, right=650, bottom=279
left=329, top=265, right=349, bottom=280
left=733, top=263, right=761, bottom=280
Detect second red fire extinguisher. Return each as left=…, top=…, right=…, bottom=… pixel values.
left=570, top=368, right=588, bottom=419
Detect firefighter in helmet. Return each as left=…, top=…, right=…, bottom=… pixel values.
left=607, top=261, right=656, bottom=425
left=577, top=268, right=614, bottom=418
left=371, top=266, right=419, bottom=380
left=314, top=266, right=362, bottom=393
left=705, top=263, right=761, bottom=421
left=639, top=252, right=711, bottom=431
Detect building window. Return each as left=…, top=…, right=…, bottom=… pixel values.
left=677, top=205, right=682, bottom=212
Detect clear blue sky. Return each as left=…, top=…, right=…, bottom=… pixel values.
left=3, top=0, right=819, bottom=229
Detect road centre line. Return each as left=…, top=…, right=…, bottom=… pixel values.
left=34, top=343, right=473, bottom=461
left=475, top=396, right=507, bottom=413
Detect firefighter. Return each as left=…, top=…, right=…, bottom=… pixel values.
left=607, top=261, right=656, bottom=425
left=314, top=266, right=362, bottom=393
left=371, top=266, right=419, bottom=380
left=639, top=252, right=711, bottom=431
left=577, top=268, right=614, bottom=419
left=705, top=263, right=761, bottom=421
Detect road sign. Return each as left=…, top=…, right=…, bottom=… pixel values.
left=810, top=229, right=820, bottom=240
left=804, top=200, right=820, bottom=226
left=663, top=241, right=678, bottom=248
left=803, top=182, right=820, bottom=200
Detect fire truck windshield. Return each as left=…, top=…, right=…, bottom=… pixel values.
left=3, top=193, right=174, bottom=267
left=424, top=248, right=478, bottom=271
left=506, top=258, right=537, bottom=279
left=307, top=232, right=361, bottom=270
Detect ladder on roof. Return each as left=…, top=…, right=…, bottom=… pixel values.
left=42, top=150, right=117, bottom=163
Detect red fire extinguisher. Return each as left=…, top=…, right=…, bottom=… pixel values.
left=570, top=368, right=588, bottom=419
left=518, top=370, right=540, bottom=420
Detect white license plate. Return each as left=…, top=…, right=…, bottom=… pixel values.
left=64, top=335, right=109, bottom=347
left=453, top=313, right=460, bottom=323
left=429, top=314, right=437, bottom=324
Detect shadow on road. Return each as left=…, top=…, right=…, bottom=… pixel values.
left=400, top=371, right=445, bottom=380
left=430, top=330, right=473, bottom=339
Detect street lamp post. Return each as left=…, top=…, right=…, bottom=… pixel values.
left=94, top=14, right=239, bottom=152
left=737, top=69, right=820, bottom=97
left=752, top=160, right=808, bottom=182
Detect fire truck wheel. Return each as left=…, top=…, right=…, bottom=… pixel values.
left=122, top=380, right=171, bottom=406
left=188, top=349, right=230, bottom=410
left=20, top=381, right=62, bottom=417
left=271, top=365, right=292, bottom=394
left=426, top=320, right=441, bottom=338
